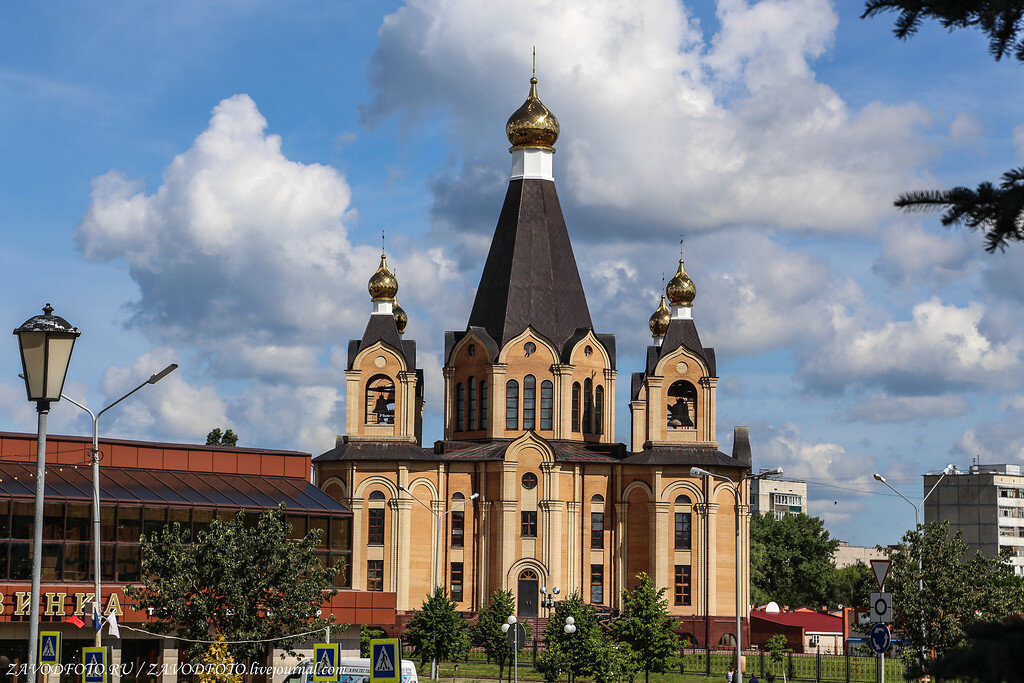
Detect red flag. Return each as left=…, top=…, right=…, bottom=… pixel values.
left=66, top=615, right=85, bottom=629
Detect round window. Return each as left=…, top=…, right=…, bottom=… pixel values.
left=522, top=472, right=538, bottom=490
left=468, top=343, right=476, bottom=356
left=524, top=342, right=536, bottom=356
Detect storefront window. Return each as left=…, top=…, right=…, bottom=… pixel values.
left=308, top=516, right=328, bottom=547
left=100, top=507, right=116, bottom=542
left=41, top=543, right=62, bottom=580
left=63, top=543, right=89, bottom=582
left=171, top=508, right=193, bottom=536
left=116, top=545, right=141, bottom=582
left=143, top=507, right=166, bottom=538
left=329, top=517, right=351, bottom=551
left=66, top=503, right=90, bottom=541
left=286, top=515, right=307, bottom=540
left=117, top=507, right=142, bottom=543
left=12, top=502, right=32, bottom=539
left=10, top=542, right=30, bottom=579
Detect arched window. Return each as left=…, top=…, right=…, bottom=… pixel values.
left=719, top=633, right=736, bottom=646
left=583, top=378, right=594, bottom=434
left=368, top=490, right=386, bottom=501
left=452, top=492, right=465, bottom=500
left=468, top=377, right=477, bottom=430
left=523, top=375, right=536, bottom=430
left=480, top=380, right=488, bottom=429
left=571, top=382, right=581, bottom=432
left=675, top=495, right=691, bottom=505
left=595, top=385, right=604, bottom=434
left=591, top=494, right=604, bottom=504
left=366, top=375, right=395, bottom=425
left=506, top=380, right=519, bottom=429
left=456, top=382, right=465, bottom=431
left=540, top=380, right=553, bottom=430
left=667, top=380, right=698, bottom=429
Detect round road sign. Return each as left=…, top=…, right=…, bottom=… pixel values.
left=869, top=623, right=891, bottom=654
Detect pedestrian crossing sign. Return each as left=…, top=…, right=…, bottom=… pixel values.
left=369, top=638, right=400, bottom=683
left=39, top=632, right=60, bottom=665
left=312, top=643, right=339, bottom=682
left=82, top=647, right=106, bottom=683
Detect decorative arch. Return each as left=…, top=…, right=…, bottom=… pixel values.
left=319, top=476, right=348, bottom=501
left=353, top=341, right=408, bottom=374
left=406, top=477, right=439, bottom=500
left=661, top=479, right=704, bottom=503
left=366, top=374, right=397, bottom=425
left=653, top=345, right=709, bottom=380
left=504, top=431, right=556, bottom=465
left=505, top=556, right=549, bottom=587
left=448, top=328, right=493, bottom=366
left=567, top=330, right=612, bottom=368
left=497, top=326, right=559, bottom=365
left=621, top=478, right=654, bottom=502
left=354, top=476, right=399, bottom=499
left=712, top=480, right=740, bottom=503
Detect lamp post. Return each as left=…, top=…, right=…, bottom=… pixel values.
left=540, top=585, right=560, bottom=614
left=397, top=485, right=478, bottom=680
left=501, top=615, right=520, bottom=683
left=872, top=464, right=954, bottom=671
left=562, top=616, right=576, bottom=683
left=61, top=363, right=177, bottom=646
left=691, top=465, right=782, bottom=683
left=14, top=304, right=80, bottom=677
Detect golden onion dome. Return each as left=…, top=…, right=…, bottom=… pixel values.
left=368, top=253, right=398, bottom=300
left=666, top=259, right=696, bottom=306
left=649, top=295, right=671, bottom=337
left=506, top=76, right=559, bottom=151
left=393, top=299, right=408, bottom=334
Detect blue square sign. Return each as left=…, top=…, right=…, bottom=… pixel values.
left=370, top=639, right=400, bottom=683
left=82, top=647, right=106, bottom=683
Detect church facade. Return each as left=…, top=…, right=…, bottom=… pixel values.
left=314, top=76, right=753, bottom=647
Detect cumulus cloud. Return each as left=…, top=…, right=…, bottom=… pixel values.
left=800, top=297, right=1023, bottom=395
left=872, top=222, right=977, bottom=288
left=949, top=112, right=982, bottom=144
left=366, top=0, right=931, bottom=239
left=955, top=402, right=1024, bottom=463
left=846, top=392, right=971, bottom=424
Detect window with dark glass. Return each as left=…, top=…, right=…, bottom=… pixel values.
left=522, top=472, right=538, bottom=490
left=583, top=378, right=593, bottom=434
left=591, top=512, right=604, bottom=549
left=468, top=377, right=477, bottom=430
left=523, top=375, right=536, bottom=430
left=367, top=560, right=384, bottom=591
left=368, top=509, right=385, bottom=546
left=521, top=511, right=537, bottom=537
left=595, top=385, right=604, bottom=434
left=506, top=380, right=519, bottom=429
left=480, top=380, right=488, bottom=429
left=572, top=383, right=581, bottom=432
left=675, top=512, right=692, bottom=550
left=591, top=564, right=604, bottom=604
left=451, top=511, right=464, bottom=548
left=540, top=380, right=553, bottom=430
left=450, top=562, right=464, bottom=602
left=456, top=382, right=465, bottom=431
left=675, top=565, right=691, bottom=605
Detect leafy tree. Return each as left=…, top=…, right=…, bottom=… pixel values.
left=610, top=573, right=679, bottom=683
left=750, top=513, right=840, bottom=608
left=932, top=618, right=1024, bottom=682
left=884, top=521, right=1024, bottom=674
left=828, top=562, right=874, bottom=609
left=360, top=625, right=387, bottom=658
left=471, top=590, right=516, bottom=681
left=402, top=587, right=471, bottom=675
left=862, top=1, right=1024, bottom=251
left=207, top=428, right=239, bottom=446
left=125, top=504, right=340, bottom=663
left=765, top=634, right=791, bottom=683
left=196, top=637, right=243, bottom=683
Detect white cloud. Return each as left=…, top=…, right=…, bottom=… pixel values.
left=366, top=0, right=931, bottom=237
left=949, top=112, right=982, bottom=144
left=872, top=222, right=977, bottom=288
left=955, top=404, right=1024, bottom=463
left=847, top=392, right=971, bottom=424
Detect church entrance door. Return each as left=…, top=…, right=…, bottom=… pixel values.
left=517, top=569, right=539, bottom=617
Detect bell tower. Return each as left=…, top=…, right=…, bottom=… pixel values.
left=344, top=240, right=423, bottom=444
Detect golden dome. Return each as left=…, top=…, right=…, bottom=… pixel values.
left=666, top=259, right=696, bottom=306
left=506, top=77, right=559, bottom=151
left=393, top=300, right=408, bottom=333
left=368, top=253, right=398, bottom=300
left=649, top=295, right=671, bottom=337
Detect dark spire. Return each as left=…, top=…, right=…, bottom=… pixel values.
left=467, top=178, right=593, bottom=350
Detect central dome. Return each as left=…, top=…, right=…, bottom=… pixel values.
left=506, top=76, right=559, bottom=151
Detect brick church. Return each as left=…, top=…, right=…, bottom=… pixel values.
left=314, top=74, right=753, bottom=647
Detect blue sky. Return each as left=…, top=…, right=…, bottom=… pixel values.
left=3, top=0, right=1024, bottom=548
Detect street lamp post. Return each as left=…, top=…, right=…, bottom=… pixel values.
left=501, top=615, right=520, bottom=683
left=540, top=585, right=560, bottom=614
left=691, top=465, right=782, bottom=683
left=397, top=486, right=478, bottom=680
left=14, top=304, right=80, bottom=677
left=61, top=363, right=177, bottom=646
left=872, top=465, right=954, bottom=672
left=562, top=616, right=576, bottom=683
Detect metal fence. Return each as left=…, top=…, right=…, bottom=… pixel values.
left=680, top=649, right=906, bottom=683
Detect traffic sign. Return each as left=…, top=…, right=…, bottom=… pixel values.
left=870, top=592, right=893, bottom=623
left=370, top=638, right=401, bottom=683
left=39, top=632, right=60, bottom=665
left=82, top=647, right=106, bottom=683
left=505, top=622, right=527, bottom=649
left=870, top=559, right=892, bottom=590
left=312, top=643, right=339, bottom=682
left=869, top=623, right=891, bottom=654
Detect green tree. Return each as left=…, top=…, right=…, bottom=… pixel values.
left=884, top=521, right=1024, bottom=674
left=610, top=573, right=679, bottom=683
left=196, top=637, right=243, bottom=683
left=360, top=625, right=387, bottom=658
left=402, top=587, right=471, bottom=675
left=536, top=593, right=623, bottom=683
left=932, top=618, right=1024, bottom=682
left=750, top=513, right=839, bottom=608
left=471, top=590, right=516, bottom=681
left=206, top=428, right=239, bottom=446
left=828, top=562, right=874, bottom=609
left=125, top=504, right=340, bottom=663
left=765, top=634, right=791, bottom=683
left=862, top=1, right=1024, bottom=252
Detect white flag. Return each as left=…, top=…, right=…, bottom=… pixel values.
left=106, top=611, right=121, bottom=639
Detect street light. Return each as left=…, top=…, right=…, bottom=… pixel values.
left=397, top=485, right=478, bottom=680
left=501, top=615, right=520, bottom=683
left=872, top=464, right=954, bottom=671
left=563, top=616, right=576, bottom=683
left=14, top=304, right=80, bottom=675
left=62, top=363, right=177, bottom=646
left=691, top=465, right=782, bottom=683
left=540, top=585, right=560, bottom=613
